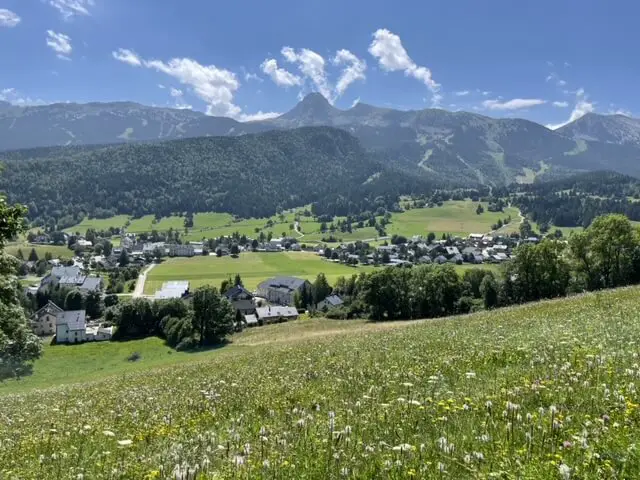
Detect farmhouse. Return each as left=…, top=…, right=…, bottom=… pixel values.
left=256, top=276, right=311, bottom=306
left=317, top=294, right=344, bottom=311
left=224, top=285, right=256, bottom=315
left=31, top=300, right=63, bottom=336
left=55, top=309, right=113, bottom=344
left=255, top=305, right=299, bottom=323
left=38, top=266, right=103, bottom=293
left=56, top=310, right=87, bottom=344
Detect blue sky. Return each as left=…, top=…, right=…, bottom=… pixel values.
left=0, top=0, right=637, bottom=127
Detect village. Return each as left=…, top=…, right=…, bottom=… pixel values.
left=20, top=223, right=538, bottom=347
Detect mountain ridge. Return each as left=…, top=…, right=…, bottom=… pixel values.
left=2, top=94, right=640, bottom=184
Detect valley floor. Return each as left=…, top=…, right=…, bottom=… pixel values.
left=3, top=286, right=640, bottom=478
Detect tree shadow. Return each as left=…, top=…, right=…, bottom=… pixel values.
left=182, top=338, right=232, bottom=354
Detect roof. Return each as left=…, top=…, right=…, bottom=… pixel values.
left=224, top=285, right=253, bottom=300
left=34, top=300, right=63, bottom=317
left=80, top=277, right=102, bottom=292
left=52, top=266, right=81, bottom=279
left=59, top=275, right=86, bottom=286
left=321, top=295, right=343, bottom=307
left=258, top=276, right=308, bottom=292
left=154, top=281, right=189, bottom=299
left=56, top=310, right=86, bottom=330
left=256, top=306, right=299, bottom=319
left=244, top=314, right=258, bottom=325
left=231, top=299, right=255, bottom=311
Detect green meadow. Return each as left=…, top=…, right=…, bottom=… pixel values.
left=3, top=286, right=640, bottom=477
left=387, top=201, right=520, bottom=238
left=144, top=252, right=372, bottom=293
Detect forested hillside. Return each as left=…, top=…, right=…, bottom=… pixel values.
left=0, top=127, right=436, bottom=227
left=513, top=171, right=640, bottom=228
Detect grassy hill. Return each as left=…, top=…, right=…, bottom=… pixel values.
left=3, top=286, right=640, bottom=477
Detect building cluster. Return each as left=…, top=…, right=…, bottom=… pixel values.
left=31, top=300, right=113, bottom=344
left=318, top=233, right=532, bottom=268
left=29, top=265, right=111, bottom=343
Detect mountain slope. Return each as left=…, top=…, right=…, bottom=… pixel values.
left=0, top=101, right=267, bottom=151
left=0, top=127, right=435, bottom=225
left=557, top=112, right=640, bottom=146
left=3, top=95, right=640, bottom=184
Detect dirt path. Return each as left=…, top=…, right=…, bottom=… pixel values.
left=132, top=263, right=156, bottom=298
left=293, top=221, right=304, bottom=239
left=486, top=207, right=524, bottom=236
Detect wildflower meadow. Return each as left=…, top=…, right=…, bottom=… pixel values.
left=2, top=287, right=640, bottom=478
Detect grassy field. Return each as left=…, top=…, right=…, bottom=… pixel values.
left=388, top=201, right=520, bottom=238
left=63, top=201, right=523, bottom=247
left=5, top=243, right=73, bottom=259
left=3, top=287, right=640, bottom=477
left=64, top=214, right=130, bottom=234
left=145, top=252, right=373, bottom=294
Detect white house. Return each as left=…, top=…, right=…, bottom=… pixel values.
left=56, top=310, right=87, bottom=344
left=31, top=301, right=63, bottom=336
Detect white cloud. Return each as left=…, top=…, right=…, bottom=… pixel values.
left=158, top=84, right=166, bottom=89
left=482, top=98, right=546, bottom=110
left=170, top=87, right=183, bottom=98
left=351, top=97, right=360, bottom=108
left=145, top=57, right=240, bottom=117
left=454, top=90, right=470, bottom=96
left=46, top=31, right=73, bottom=60
left=239, top=111, right=280, bottom=122
left=546, top=72, right=567, bottom=87
left=332, top=49, right=366, bottom=97
left=547, top=88, right=594, bottom=129
left=48, top=0, right=94, bottom=20
left=368, top=28, right=440, bottom=98
left=112, top=48, right=142, bottom=67
left=0, top=9, right=21, bottom=27
left=553, top=101, right=569, bottom=108
left=263, top=47, right=365, bottom=102
left=114, top=48, right=272, bottom=120
left=244, top=72, right=263, bottom=82
left=0, top=87, right=47, bottom=106
left=260, top=58, right=302, bottom=87
left=174, top=103, right=192, bottom=110
left=281, top=47, right=332, bottom=100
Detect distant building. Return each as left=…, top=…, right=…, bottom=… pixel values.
left=317, top=295, right=344, bottom=311
left=154, top=281, right=190, bottom=300
left=31, top=301, right=63, bottom=336
left=39, top=266, right=102, bottom=294
left=255, top=305, right=299, bottom=324
left=76, top=239, right=93, bottom=248
left=256, top=276, right=311, bottom=306
left=56, top=310, right=87, bottom=344
left=169, top=244, right=195, bottom=257
left=224, top=286, right=256, bottom=315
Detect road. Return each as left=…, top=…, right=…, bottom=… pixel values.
left=132, top=263, right=156, bottom=298
left=293, top=221, right=304, bottom=238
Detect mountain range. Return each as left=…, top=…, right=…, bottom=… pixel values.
left=2, top=94, right=640, bottom=185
